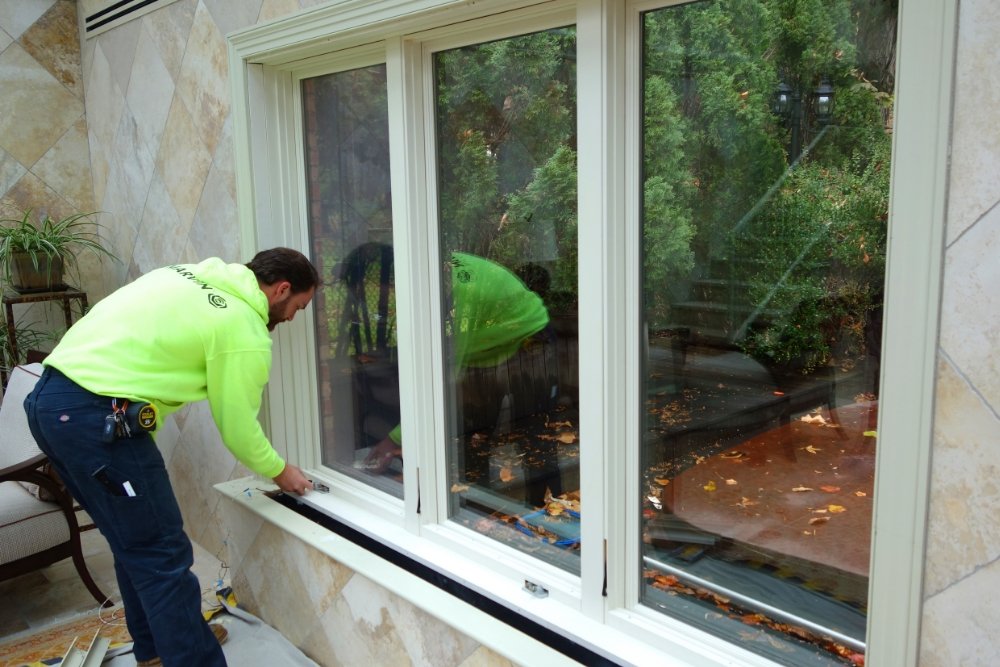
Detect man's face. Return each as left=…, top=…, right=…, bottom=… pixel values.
left=268, top=286, right=315, bottom=331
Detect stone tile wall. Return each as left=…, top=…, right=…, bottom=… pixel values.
left=1, top=0, right=997, bottom=663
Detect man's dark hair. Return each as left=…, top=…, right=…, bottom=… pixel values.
left=246, top=247, right=320, bottom=294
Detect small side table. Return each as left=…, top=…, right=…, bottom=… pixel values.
left=3, top=287, right=88, bottom=388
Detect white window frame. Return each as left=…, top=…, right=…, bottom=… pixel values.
left=227, top=0, right=955, bottom=664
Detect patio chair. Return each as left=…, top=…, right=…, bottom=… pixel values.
left=0, top=363, right=112, bottom=607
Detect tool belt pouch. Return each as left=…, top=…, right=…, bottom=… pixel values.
left=126, top=402, right=158, bottom=432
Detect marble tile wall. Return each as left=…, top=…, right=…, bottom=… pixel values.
left=920, top=0, right=1000, bottom=664
left=1, top=0, right=997, bottom=663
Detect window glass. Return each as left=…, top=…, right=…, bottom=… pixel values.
left=433, top=27, right=581, bottom=573
left=303, top=65, right=403, bottom=498
left=639, top=1, right=895, bottom=663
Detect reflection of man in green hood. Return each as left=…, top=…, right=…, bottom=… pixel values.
left=339, top=244, right=550, bottom=473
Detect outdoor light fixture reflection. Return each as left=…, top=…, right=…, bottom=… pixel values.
left=773, top=78, right=835, bottom=159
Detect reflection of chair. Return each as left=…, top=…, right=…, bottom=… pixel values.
left=0, top=364, right=111, bottom=607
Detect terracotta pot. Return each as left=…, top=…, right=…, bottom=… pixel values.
left=10, top=252, right=66, bottom=293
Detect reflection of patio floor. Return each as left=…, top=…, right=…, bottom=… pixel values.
left=652, top=401, right=877, bottom=578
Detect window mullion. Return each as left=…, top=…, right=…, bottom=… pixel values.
left=386, top=35, right=443, bottom=530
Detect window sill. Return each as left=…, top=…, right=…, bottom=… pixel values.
left=215, top=476, right=772, bottom=667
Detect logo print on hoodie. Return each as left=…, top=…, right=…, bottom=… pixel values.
left=208, top=293, right=227, bottom=308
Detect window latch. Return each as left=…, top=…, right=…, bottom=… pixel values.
left=524, top=580, right=548, bottom=598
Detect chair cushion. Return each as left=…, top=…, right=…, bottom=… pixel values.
left=0, top=364, right=47, bottom=498
left=0, top=480, right=69, bottom=565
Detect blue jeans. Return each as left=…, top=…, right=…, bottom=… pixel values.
left=23, top=367, right=226, bottom=667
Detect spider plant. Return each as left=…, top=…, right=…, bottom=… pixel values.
left=0, top=210, right=117, bottom=292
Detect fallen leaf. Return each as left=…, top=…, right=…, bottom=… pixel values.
left=556, top=432, right=578, bottom=444
left=812, top=508, right=828, bottom=514
left=720, top=451, right=745, bottom=459
left=863, top=430, right=877, bottom=438
left=792, top=486, right=814, bottom=492
left=499, top=467, right=515, bottom=482
left=855, top=491, right=867, bottom=497
left=736, top=497, right=758, bottom=508
left=647, top=495, right=662, bottom=510
left=725, top=479, right=738, bottom=486
left=820, top=485, right=841, bottom=493
left=828, top=504, right=847, bottom=513
left=773, top=391, right=785, bottom=396
left=703, top=480, right=717, bottom=492
left=804, top=445, right=821, bottom=454
left=654, top=477, right=671, bottom=486
left=809, top=516, right=830, bottom=525
left=546, top=502, right=565, bottom=516
left=546, top=420, right=573, bottom=429
left=451, top=483, right=469, bottom=493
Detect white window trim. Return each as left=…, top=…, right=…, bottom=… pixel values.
left=226, top=0, right=956, bottom=664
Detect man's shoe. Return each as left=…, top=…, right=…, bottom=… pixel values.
left=135, top=623, right=228, bottom=666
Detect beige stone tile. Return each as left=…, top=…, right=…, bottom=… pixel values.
left=155, top=95, right=213, bottom=226
left=31, top=116, right=94, bottom=212
left=84, top=42, right=126, bottom=165
left=89, top=16, right=140, bottom=95
left=0, top=43, right=82, bottom=167
left=459, top=646, right=516, bottom=667
left=126, top=22, right=176, bottom=157
left=946, top=0, right=1000, bottom=243
left=111, top=106, right=158, bottom=228
left=259, top=0, right=302, bottom=24
left=140, top=0, right=197, bottom=82
left=175, top=2, right=229, bottom=158
left=216, top=492, right=265, bottom=573
left=0, top=145, right=27, bottom=193
left=0, top=25, right=12, bottom=51
left=925, top=357, right=1000, bottom=596
left=920, top=556, right=1000, bottom=666
left=0, top=0, right=55, bottom=40
left=383, top=586, right=480, bottom=666
left=204, top=0, right=264, bottom=36
left=322, top=577, right=411, bottom=667
left=939, top=202, right=1000, bottom=411
left=19, top=0, right=83, bottom=99
left=188, top=155, right=239, bottom=261
left=239, top=527, right=324, bottom=647
left=133, top=175, right=190, bottom=274
left=2, top=169, right=75, bottom=221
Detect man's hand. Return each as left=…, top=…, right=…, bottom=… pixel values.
left=273, top=464, right=313, bottom=496
left=363, top=437, right=403, bottom=474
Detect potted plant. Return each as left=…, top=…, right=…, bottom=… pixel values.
left=0, top=210, right=117, bottom=293
left=1, top=320, right=59, bottom=376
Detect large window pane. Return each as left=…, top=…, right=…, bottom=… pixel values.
left=639, top=1, right=895, bottom=664
left=433, top=28, right=581, bottom=572
left=304, top=65, right=403, bottom=498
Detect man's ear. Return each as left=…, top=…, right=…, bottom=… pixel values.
left=263, top=280, right=292, bottom=303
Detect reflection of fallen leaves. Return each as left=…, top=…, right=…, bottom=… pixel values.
left=538, top=432, right=578, bottom=444
left=828, top=504, right=846, bottom=513
left=703, top=480, right=717, bottom=492
left=863, top=430, right=877, bottom=438
left=809, top=516, right=830, bottom=525
left=803, top=445, right=821, bottom=454
left=820, top=485, right=841, bottom=493
left=720, top=451, right=745, bottom=459
left=801, top=413, right=828, bottom=426
left=736, top=497, right=758, bottom=508
left=499, top=467, right=515, bottom=482
left=451, top=483, right=469, bottom=493
left=654, top=477, right=671, bottom=486
left=546, top=502, right=565, bottom=516
left=725, top=479, right=738, bottom=486
left=855, top=491, right=867, bottom=497
left=546, top=419, right=573, bottom=429
left=792, top=486, right=814, bottom=492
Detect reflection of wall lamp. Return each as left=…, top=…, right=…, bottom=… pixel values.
left=772, top=78, right=835, bottom=159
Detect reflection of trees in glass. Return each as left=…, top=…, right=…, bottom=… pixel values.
left=642, top=0, right=894, bottom=371
left=434, top=28, right=577, bottom=313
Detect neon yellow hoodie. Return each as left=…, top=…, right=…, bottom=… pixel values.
left=43, top=258, right=285, bottom=478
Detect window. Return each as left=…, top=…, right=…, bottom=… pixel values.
left=432, top=27, right=582, bottom=574
left=302, top=63, right=403, bottom=498
left=230, top=0, right=948, bottom=664
left=638, top=2, right=892, bottom=663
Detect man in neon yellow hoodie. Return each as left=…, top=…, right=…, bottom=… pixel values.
left=23, top=247, right=318, bottom=667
